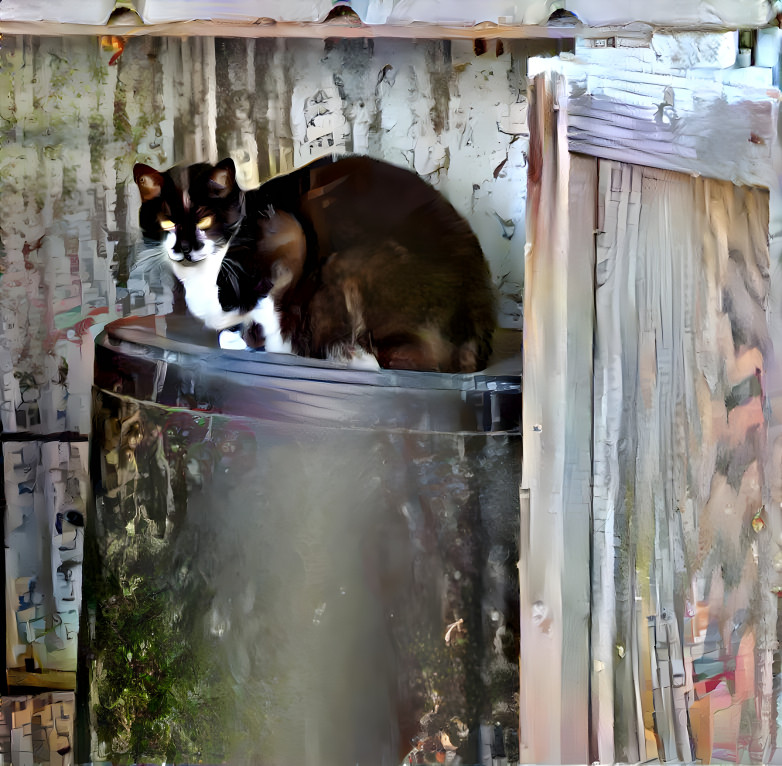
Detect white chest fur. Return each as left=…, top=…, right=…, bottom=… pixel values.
left=170, top=241, right=291, bottom=355
left=170, top=249, right=245, bottom=331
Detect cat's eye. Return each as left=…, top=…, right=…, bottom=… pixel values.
left=197, top=216, right=214, bottom=230
left=159, top=218, right=175, bottom=231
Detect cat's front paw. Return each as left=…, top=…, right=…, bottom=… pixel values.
left=329, top=346, right=381, bottom=370
left=250, top=297, right=293, bottom=355
left=218, top=328, right=249, bottom=351
left=348, top=349, right=381, bottom=370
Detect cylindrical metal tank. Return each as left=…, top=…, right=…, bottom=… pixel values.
left=90, top=314, right=522, bottom=765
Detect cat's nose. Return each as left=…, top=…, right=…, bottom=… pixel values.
left=177, top=238, right=203, bottom=261
left=180, top=243, right=200, bottom=261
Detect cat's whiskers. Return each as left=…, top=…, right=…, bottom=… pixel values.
left=131, top=247, right=165, bottom=268
left=128, top=244, right=171, bottom=278
left=220, top=258, right=245, bottom=300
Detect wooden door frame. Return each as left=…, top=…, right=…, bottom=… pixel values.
left=520, top=71, right=595, bottom=764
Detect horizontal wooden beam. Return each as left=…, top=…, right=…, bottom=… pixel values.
left=7, top=668, right=77, bottom=691
left=0, top=18, right=637, bottom=41
left=0, top=18, right=572, bottom=39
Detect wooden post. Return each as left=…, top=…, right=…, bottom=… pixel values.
left=520, top=71, right=594, bottom=764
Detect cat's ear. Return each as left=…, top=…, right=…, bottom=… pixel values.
left=209, top=158, right=236, bottom=198
left=133, top=164, right=164, bottom=201
left=209, top=159, right=237, bottom=198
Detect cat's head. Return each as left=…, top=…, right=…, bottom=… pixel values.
left=133, top=159, right=242, bottom=265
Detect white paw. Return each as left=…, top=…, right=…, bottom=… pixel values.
left=330, top=347, right=381, bottom=370
left=264, top=333, right=293, bottom=355
left=251, top=297, right=293, bottom=354
left=219, top=328, right=249, bottom=350
left=348, top=349, right=381, bottom=370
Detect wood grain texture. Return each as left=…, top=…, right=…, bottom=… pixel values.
left=520, top=71, right=592, bottom=764
left=530, top=42, right=779, bottom=189
left=0, top=19, right=578, bottom=39
left=593, top=159, right=773, bottom=761
left=528, top=43, right=782, bottom=758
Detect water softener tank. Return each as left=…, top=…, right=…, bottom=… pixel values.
left=90, top=313, right=521, bottom=765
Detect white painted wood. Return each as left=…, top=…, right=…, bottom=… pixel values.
left=569, top=0, right=772, bottom=27
left=133, top=0, right=560, bottom=25
left=520, top=71, right=592, bottom=764
left=9, top=0, right=768, bottom=28
left=530, top=38, right=780, bottom=188
left=133, top=0, right=331, bottom=23
left=384, top=0, right=556, bottom=25
left=0, top=0, right=115, bottom=23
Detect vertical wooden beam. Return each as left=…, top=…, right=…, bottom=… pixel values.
left=520, top=71, right=594, bottom=764
left=591, top=160, right=643, bottom=765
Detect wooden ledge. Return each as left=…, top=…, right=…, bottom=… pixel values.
left=7, top=667, right=76, bottom=691
left=0, top=17, right=597, bottom=40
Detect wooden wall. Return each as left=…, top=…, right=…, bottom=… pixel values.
left=526, top=64, right=781, bottom=764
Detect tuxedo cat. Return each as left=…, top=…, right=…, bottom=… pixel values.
left=133, top=155, right=496, bottom=373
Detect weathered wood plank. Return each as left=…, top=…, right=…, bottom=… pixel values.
left=532, top=34, right=781, bottom=758
left=0, top=19, right=581, bottom=39
left=6, top=669, right=77, bottom=690
left=530, top=47, right=779, bottom=189
left=520, top=71, right=592, bottom=764
left=592, top=158, right=773, bottom=761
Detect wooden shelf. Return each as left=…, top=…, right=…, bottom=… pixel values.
left=7, top=667, right=76, bottom=691
left=0, top=17, right=596, bottom=40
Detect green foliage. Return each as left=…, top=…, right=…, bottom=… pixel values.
left=93, top=570, right=231, bottom=763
